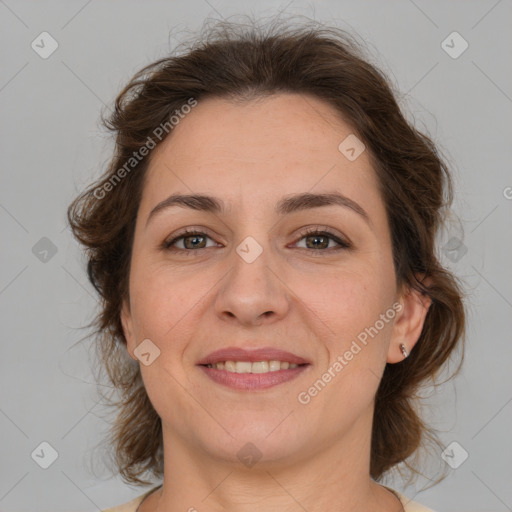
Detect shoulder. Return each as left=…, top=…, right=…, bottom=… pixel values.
left=102, top=485, right=161, bottom=512
left=383, top=486, right=437, bottom=512
left=102, top=495, right=142, bottom=512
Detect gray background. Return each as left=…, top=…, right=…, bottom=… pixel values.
left=1, top=0, right=511, bottom=511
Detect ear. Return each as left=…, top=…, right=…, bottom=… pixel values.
left=387, top=278, right=432, bottom=363
left=120, top=298, right=138, bottom=361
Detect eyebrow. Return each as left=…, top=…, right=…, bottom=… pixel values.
left=145, top=191, right=370, bottom=228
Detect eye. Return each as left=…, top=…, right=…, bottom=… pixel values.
left=162, top=226, right=352, bottom=255
left=163, top=229, right=218, bottom=252
left=293, top=227, right=351, bottom=252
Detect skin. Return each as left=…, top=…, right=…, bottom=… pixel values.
left=121, top=93, right=431, bottom=512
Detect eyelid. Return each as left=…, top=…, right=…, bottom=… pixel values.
left=291, top=226, right=352, bottom=250
left=162, top=226, right=219, bottom=249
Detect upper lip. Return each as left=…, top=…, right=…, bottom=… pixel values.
left=197, top=347, right=310, bottom=365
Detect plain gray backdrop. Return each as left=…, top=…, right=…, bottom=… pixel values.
left=1, top=1, right=511, bottom=511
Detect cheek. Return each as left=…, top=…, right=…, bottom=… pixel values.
left=299, top=270, right=396, bottom=411
left=293, top=263, right=396, bottom=373
left=302, top=267, right=394, bottom=329
left=128, top=263, right=200, bottom=343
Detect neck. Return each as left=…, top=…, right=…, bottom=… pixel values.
left=141, top=407, right=403, bottom=512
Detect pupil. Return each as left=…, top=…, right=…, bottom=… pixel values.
left=308, top=235, right=327, bottom=249
left=186, top=235, right=204, bottom=249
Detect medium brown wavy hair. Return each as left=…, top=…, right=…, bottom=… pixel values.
left=67, top=15, right=465, bottom=488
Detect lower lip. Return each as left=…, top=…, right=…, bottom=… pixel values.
left=198, top=365, right=309, bottom=390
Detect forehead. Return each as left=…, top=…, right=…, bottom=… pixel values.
left=140, top=93, right=382, bottom=217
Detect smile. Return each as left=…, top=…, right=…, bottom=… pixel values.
left=197, top=346, right=311, bottom=390
left=204, top=360, right=300, bottom=373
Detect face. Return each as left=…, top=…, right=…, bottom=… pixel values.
left=121, top=93, right=423, bottom=467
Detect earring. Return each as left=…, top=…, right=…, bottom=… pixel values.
left=400, top=343, right=408, bottom=358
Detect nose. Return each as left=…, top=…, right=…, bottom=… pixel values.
left=214, top=242, right=290, bottom=327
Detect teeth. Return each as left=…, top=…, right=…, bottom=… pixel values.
left=251, top=361, right=269, bottom=373
left=224, top=361, right=236, bottom=372
left=269, top=360, right=281, bottom=372
left=206, top=360, right=300, bottom=373
left=235, top=361, right=252, bottom=374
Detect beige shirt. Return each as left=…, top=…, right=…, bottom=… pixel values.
left=102, top=485, right=436, bottom=512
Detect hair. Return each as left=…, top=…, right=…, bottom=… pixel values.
left=67, top=15, right=465, bottom=488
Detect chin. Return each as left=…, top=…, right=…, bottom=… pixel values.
left=209, top=437, right=307, bottom=469
left=195, top=416, right=311, bottom=467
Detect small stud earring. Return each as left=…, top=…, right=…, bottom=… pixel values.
left=400, top=343, right=408, bottom=358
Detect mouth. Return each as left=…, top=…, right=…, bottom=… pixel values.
left=197, top=347, right=311, bottom=391
left=204, top=360, right=302, bottom=372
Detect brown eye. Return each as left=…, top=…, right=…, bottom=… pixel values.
left=181, top=234, right=207, bottom=249
left=295, top=229, right=351, bottom=252
left=305, top=233, right=330, bottom=249
left=164, top=230, right=217, bottom=252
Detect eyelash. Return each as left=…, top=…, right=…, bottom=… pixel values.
left=162, top=226, right=352, bottom=256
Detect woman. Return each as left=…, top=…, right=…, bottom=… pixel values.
left=68, top=16, right=465, bottom=512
